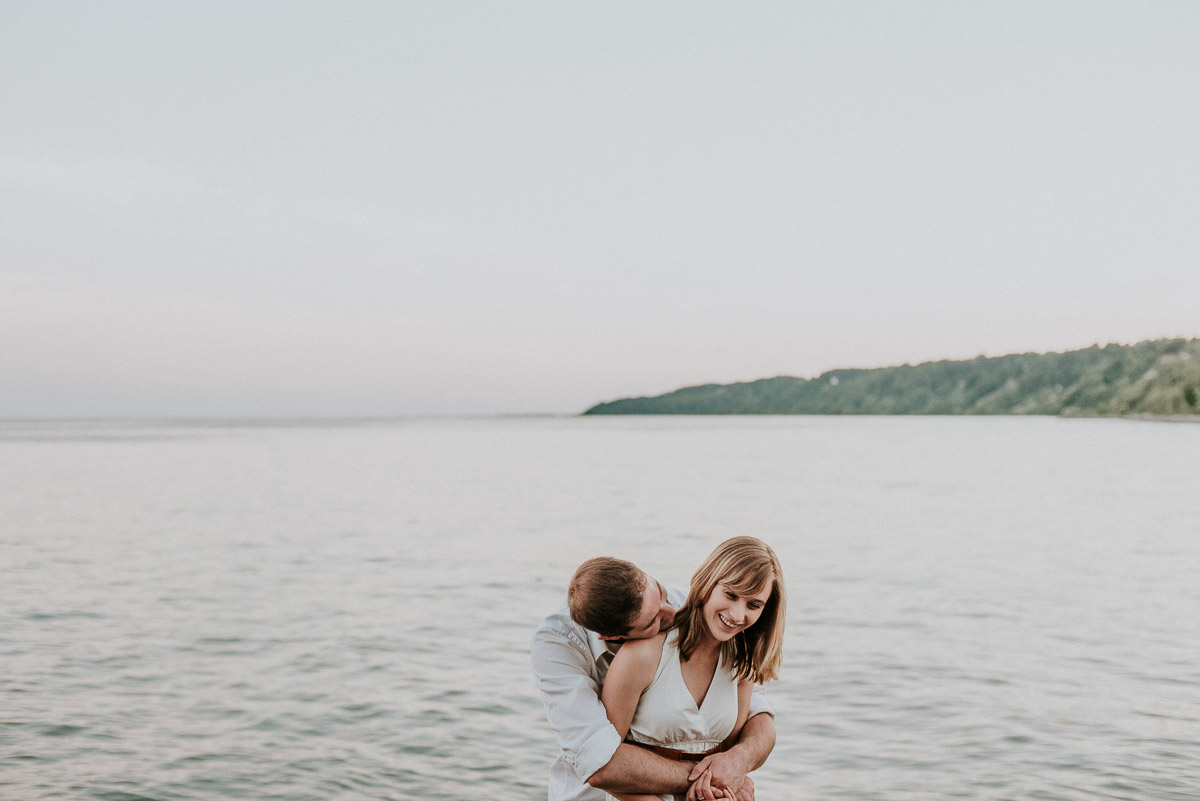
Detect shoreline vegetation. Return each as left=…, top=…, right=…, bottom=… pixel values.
left=583, top=338, right=1200, bottom=419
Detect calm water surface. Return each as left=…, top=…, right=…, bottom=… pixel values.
left=2, top=416, right=1198, bottom=800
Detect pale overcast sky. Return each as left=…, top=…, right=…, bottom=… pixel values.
left=2, top=2, right=1198, bottom=417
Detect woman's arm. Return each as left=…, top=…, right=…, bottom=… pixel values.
left=599, top=633, right=663, bottom=739
left=689, top=681, right=766, bottom=801
left=681, top=681, right=756, bottom=801
left=599, top=635, right=667, bottom=801
left=718, top=680, right=754, bottom=753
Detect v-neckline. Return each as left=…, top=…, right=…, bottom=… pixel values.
left=679, top=646, right=720, bottom=711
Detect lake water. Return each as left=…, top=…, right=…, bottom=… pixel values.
left=2, top=416, right=1198, bottom=801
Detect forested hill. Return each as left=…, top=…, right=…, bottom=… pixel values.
left=583, top=338, right=1200, bottom=417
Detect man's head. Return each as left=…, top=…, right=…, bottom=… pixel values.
left=567, top=556, right=675, bottom=643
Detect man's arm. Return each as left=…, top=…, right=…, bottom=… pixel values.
left=531, top=621, right=692, bottom=795
left=591, top=634, right=693, bottom=796
left=593, top=683, right=776, bottom=798
left=586, top=743, right=691, bottom=794
left=686, top=712, right=776, bottom=801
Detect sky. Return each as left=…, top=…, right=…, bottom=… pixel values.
left=2, top=2, right=1198, bottom=417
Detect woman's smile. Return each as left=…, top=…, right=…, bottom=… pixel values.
left=704, top=580, right=773, bottom=641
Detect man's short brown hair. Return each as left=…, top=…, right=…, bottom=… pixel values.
left=567, top=556, right=646, bottom=637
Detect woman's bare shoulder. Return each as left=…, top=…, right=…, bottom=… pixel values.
left=613, top=632, right=668, bottom=670
left=605, top=633, right=668, bottom=698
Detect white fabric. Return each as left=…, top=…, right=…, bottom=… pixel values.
left=627, top=629, right=738, bottom=754
left=532, top=585, right=772, bottom=801
left=614, top=630, right=739, bottom=801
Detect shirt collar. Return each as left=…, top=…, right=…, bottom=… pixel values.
left=587, top=627, right=613, bottom=667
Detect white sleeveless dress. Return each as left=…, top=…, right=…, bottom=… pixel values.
left=613, top=629, right=739, bottom=801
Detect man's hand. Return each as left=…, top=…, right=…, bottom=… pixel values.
left=684, top=772, right=736, bottom=801
left=686, top=771, right=754, bottom=801
left=686, top=750, right=750, bottom=800
left=685, top=747, right=755, bottom=801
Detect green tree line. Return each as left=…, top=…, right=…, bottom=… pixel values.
left=584, top=338, right=1200, bottom=416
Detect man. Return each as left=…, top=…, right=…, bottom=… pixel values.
left=532, top=556, right=776, bottom=801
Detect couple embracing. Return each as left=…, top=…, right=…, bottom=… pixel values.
left=532, top=537, right=786, bottom=801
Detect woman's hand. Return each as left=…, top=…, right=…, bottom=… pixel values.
left=686, top=750, right=751, bottom=801
left=687, top=770, right=743, bottom=801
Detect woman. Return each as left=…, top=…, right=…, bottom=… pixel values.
left=600, top=536, right=786, bottom=801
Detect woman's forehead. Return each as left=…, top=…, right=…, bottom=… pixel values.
left=720, top=569, right=773, bottom=592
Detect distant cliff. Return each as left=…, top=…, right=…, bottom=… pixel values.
left=584, top=338, right=1200, bottom=417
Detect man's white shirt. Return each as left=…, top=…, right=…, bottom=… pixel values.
left=531, top=586, right=773, bottom=801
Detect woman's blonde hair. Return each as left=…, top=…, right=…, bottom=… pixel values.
left=674, top=536, right=786, bottom=683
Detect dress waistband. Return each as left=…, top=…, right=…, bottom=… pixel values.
left=625, top=739, right=722, bottom=762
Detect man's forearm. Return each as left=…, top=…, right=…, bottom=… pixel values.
left=726, top=712, right=776, bottom=772
left=591, top=715, right=776, bottom=795
left=587, top=744, right=692, bottom=794
left=686, top=713, right=776, bottom=797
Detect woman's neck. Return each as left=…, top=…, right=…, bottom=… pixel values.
left=690, top=629, right=720, bottom=660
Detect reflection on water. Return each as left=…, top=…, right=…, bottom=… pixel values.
left=2, top=417, right=1198, bottom=800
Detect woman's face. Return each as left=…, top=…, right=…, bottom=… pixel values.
left=702, top=579, right=773, bottom=642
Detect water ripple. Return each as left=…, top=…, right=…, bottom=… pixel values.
left=4, top=418, right=1199, bottom=800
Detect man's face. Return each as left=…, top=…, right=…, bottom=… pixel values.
left=599, top=575, right=675, bottom=644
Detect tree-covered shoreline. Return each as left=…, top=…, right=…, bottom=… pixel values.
left=584, top=338, right=1200, bottom=417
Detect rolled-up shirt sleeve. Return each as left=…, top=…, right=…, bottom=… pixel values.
left=747, top=683, right=774, bottom=720
left=531, top=622, right=623, bottom=783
